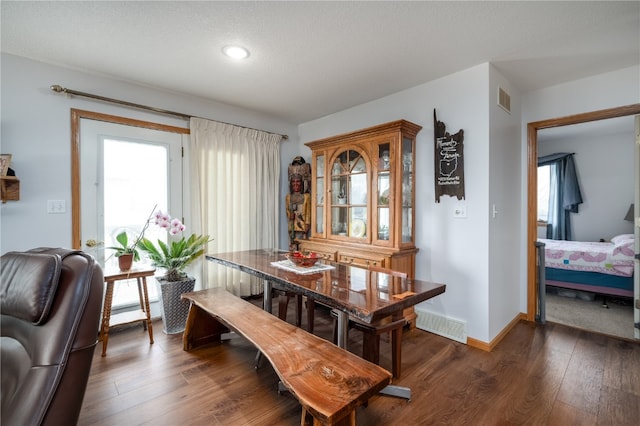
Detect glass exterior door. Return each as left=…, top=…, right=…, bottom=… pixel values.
left=80, top=119, right=183, bottom=308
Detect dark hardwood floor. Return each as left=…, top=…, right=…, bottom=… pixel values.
left=79, top=298, right=640, bottom=425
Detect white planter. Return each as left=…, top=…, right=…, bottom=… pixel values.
left=156, top=276, right=195, bottom=334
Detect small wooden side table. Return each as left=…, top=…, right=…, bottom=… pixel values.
left=100, top=266, right=156, bottom=356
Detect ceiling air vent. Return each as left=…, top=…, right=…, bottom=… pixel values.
left=498, top=87, right=511, bottom=113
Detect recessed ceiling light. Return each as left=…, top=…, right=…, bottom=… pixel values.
left=222, top=45, right=250, bottom=60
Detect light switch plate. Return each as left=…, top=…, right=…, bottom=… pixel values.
left=453, top=205, right=467, bottom=218
left=47, top=200, right=66, bottom=214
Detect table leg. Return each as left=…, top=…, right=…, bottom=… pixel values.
left=378, top=385, right=411, bottom=400
left=136, top=278, right=144, bottom=307
left=100, top=281, right=115, bottom=357
left=328, top=304, right=412, bottom=399
left=255, top=280, right=273, bottom=368
left=263, top=280, right=272, bottom=313
left=335, top=310, right=349, bottom=350
left=136, top=277, right=147, bottom=331
left=376, top=312, right=412, bottom=400
left=140, top=276, right=154, bottom=344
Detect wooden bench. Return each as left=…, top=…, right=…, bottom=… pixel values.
left=182, top=288, right=392, bottom=426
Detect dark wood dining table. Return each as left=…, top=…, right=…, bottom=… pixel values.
left=206, top=249, right=445, bottom=398
left=206, top=249, right=446, bottom=347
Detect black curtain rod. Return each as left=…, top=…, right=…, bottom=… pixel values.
left=50, top=84, right=288, bottom=140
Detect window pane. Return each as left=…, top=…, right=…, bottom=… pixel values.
left=104, top=139, right=169, bottom=307
left=537, top=165, right=550, bottom=221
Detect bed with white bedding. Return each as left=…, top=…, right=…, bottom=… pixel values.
left=539, top=234, right=635, bottom=297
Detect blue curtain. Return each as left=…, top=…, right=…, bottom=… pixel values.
left=538, top=153, right=583, bottom=240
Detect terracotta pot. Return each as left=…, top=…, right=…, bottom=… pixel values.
left=118, top=253, right=134, bottom=271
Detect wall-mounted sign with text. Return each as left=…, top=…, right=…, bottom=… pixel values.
left=433, top=109, right=465, bottom=202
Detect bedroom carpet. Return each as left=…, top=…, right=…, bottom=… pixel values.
left=545, top=290, right=636, bottom=340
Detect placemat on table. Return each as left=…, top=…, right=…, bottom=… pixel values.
left=270, top=259, right=335, bottom=275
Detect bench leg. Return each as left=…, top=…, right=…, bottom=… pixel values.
left=347, top=410, right=356, bottom=426
left=182, top=304, right=229, bottom=351
left=255, top=351, right=265, bottom=370
left=301, top=407, right=356, bottom=426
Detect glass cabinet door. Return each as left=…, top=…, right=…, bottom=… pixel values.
left=376, top=142, right=391, bottom=242
left=330, top=150, right=367, bottom=239
left=314, top=154, right=325, bottom=234
left=401, top=136, right=414, bottom=243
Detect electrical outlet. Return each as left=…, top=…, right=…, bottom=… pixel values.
left=453, top=205, right=467, bottom=218
left=47, top=200, right=66, bottom=214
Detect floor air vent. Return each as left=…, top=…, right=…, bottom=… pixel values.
left=498, top=87, right=511, bottom=113
left=415, top=307, right=467, bottom=344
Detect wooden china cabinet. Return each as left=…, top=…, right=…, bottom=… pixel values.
left=299, top=120, right=422, bottom=325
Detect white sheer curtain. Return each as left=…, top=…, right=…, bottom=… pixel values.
left=190, top=118, right=281, bottom=296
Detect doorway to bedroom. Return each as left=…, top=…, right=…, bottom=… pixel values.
left=528, top=106, right=640, bottom=341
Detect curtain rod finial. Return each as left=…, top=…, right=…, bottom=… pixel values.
left=50, top=84, right=65, bottom=93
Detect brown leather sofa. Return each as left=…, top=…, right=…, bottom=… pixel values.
left=1, top=247, right=104, bottom=425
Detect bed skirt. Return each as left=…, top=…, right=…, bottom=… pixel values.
left=545, top=267, right=633, bottom=298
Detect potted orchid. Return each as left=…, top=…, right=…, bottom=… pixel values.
left=106, top=215, right=152, bottom=271
left=137, top=210, right=210, bottom=282
left=106, top=231, right=140, bottom=271
left=106, top=205, right=155, bottom=271
left=137, top=209, right=210, bottom=334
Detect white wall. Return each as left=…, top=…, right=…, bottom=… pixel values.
left=488, top=65, right=523, bottom=340
left=520, top=65, right=640, bottom=312
left=522, top=66, right=640, bottom=123
left=538, top=128, right=635, bottom=242
left=299, top=64, right=502, bottom=343
left=0, top=54, right=298, bottom=253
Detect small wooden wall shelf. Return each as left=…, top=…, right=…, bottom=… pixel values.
left=1, top=176, right=20, bottom=203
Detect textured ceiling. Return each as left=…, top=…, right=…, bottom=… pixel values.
left=2, top=1, right=639, bottom=124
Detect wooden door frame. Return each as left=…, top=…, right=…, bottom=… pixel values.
left=70, top=109, right=189, bottom=249
left=526, top=103, right=640, bottom=321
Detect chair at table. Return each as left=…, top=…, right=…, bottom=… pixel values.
left=332, top=266, right=408, bottom=379
left=276, top=289, right=316, bottom=332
